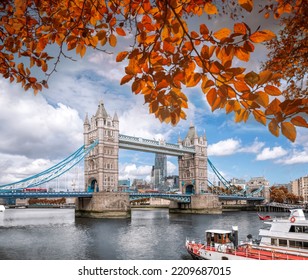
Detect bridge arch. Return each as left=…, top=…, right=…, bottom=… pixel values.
left=88, top=178, right=98, bottom=192
left=185, top=184, right=195, bottom=194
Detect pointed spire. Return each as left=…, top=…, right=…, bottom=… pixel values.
left=96, top=100, right=108, bottom=118
left=84, top=113, right=89, bottom=125
left=113, top=112, right=119, bottom=122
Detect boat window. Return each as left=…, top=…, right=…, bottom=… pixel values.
left=289, top=225, right=308, bottom=233
left=304, top=242, right=308, bottom=249
left=278, top=239, right=287, bottom=247
left=289, top=241, right=302, bottom=248
left=271, top=239, right=277, bottom=246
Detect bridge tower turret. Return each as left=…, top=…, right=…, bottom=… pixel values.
left=84, top=100, right=119, bottom=192
left=178, top=124, right=207, bottom=195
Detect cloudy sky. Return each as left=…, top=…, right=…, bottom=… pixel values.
left=0, top=6, right=307, bottom=189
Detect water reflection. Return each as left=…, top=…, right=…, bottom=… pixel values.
left=0, top=208, right=286, bottom=260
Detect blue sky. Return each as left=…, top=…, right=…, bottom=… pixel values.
left=0, top=8, right=307, bottom=188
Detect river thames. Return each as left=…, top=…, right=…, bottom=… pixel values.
left=0, top=208, right=289, bottom=260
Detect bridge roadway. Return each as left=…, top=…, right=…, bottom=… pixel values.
left=119, top=134, right=195, bottom=156
left=0, top=191, right=264, bottom=202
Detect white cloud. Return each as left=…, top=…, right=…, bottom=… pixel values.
left=119, top=163, right=152, bottom=181
left=239, top=138, right=265, bottom=153
left=208, top=138, right=241, bottom=156
left=256, top=146, right=288, bottom=161
left=208, top=137, right=266, bottom=157
left=167, top=160, right=177, bottom=175
left=277, top=150, right=308, bottom=165
left=0, top=81, right=83, bottom=159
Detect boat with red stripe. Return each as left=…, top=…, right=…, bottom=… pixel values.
left=186, top=209, right=308, bottom=260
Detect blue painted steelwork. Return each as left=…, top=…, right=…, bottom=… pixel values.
left=129, top=192, right=191, bottom=203
left=0, top=190, right=264, bottom=202
left=207, top=159, right=231, bottom=189
left=218, top=195, right=264, bottom=201
left=0, top=140, right=98, bottom=191
left=249, top=185, right=264, bottom=196
left=119, top=134, right=195, bottom=156
left=0, top=191, right=93, bottom=199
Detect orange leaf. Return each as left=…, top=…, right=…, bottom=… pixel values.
left=234, top=23, right=247, bottom=35
left=109, top=34, right=117, bottom=47
left=120, top=74, right=133, bottom=85
left=149, top=100, right=159, bottom=113
left=116, top=51, right=129, bottom=62
left=281, top=122, right=296, bottom=142
left=250, top=30, right=276, bottom=43
left=258, top=70, right=273, bottom=85
left=238, top=0, right=253, bottom=12
left=253, top=110, right=266, bottom=125
left=255, top=91, right=269, bottom=107
left=116, top=27, right=126, bottom=36
left=186, top=73, right=201, bottom=87
left=233, top=80, right=250, bottom=93
left=213, top=28, right=231, bottom=40
left=268, top=119, right=279, bottom=137
left=264, top=85, right=281, bottom=96
left=265, top=98, right=281, bottom=115
left=244, top=71, right=259, bottom=87
left=200, top=24, right=209, bottom=35
left=235, top=47, right=250, bottom=62
left=204, top=3, right=217, bottom=15
left=291, top=116, right=308, bottom=128
left=206, top=88, right=217, bottom=107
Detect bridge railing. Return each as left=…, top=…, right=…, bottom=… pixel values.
left=119, top=134, right=195, bottom=154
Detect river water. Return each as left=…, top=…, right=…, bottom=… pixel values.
left=0, top=208, right=289, bottom=260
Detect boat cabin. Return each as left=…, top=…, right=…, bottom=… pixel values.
left=205, top=229, right=233, bottom=247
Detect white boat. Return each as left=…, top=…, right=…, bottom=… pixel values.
left=185, top=209, right=308, bottom=260
left=0, top=205, right=5, bottom=212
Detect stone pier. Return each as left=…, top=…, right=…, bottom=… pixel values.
left=75, top=192, right=131, bottom=218
left=169, top=194, right=222, bottom=214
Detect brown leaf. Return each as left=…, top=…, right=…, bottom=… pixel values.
left=264, top=85, right=281, bottom=96
left=268, top=119, right=280, bottom=137
left=253, top=109, right=266, bottom=125
left=250, top=30, right=276, bottom=43
left=116, top=27, right=126, bottom=36
left=281, top=122, right=296, bottom=142
left=238, top=0, right=253, bottom=12
left=204, top=3, right=217, bottom=15
left=234, top=23, right=247, bottom=35
left=291, top=116, right=308, bottom=128
left=116, top=51, right=129, bottom=62
left=213, top=28, right=231, bottom=40
left=255, top=91, right=269, bottom=107
left=206, top=88, right=217, bottom=107
left=109, top=34, right=117, bottom=47
left=244, top=71, right=259, bottom=87
left=120, top=74, right=133, bottom=85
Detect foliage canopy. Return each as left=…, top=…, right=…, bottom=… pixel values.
left=0, top=0, right=307, bottom=141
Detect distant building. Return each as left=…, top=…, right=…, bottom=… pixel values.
left=292, top=180, right=300, bottom=197
left=153, top=153, right=167, bottom=191
left=229, top=178, right=246, bottom=189
left=247, top=176, right=270, bottom=202
left=165, top=175, right=179, bottom=190
left=247, top=176, right=270, bottom=188
left=118, top=179, right=131, bottom=192
left=292, top=175, right=308, bottom=202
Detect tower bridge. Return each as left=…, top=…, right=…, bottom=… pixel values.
left=0, top=100, right=265, bottom=217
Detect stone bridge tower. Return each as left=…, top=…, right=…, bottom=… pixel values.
left=83, top=100, right=119, bottom=192
left=178, top=125, right=207, bottom=195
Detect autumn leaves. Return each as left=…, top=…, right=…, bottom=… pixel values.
left=0, top=0, right=306, bottom=141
